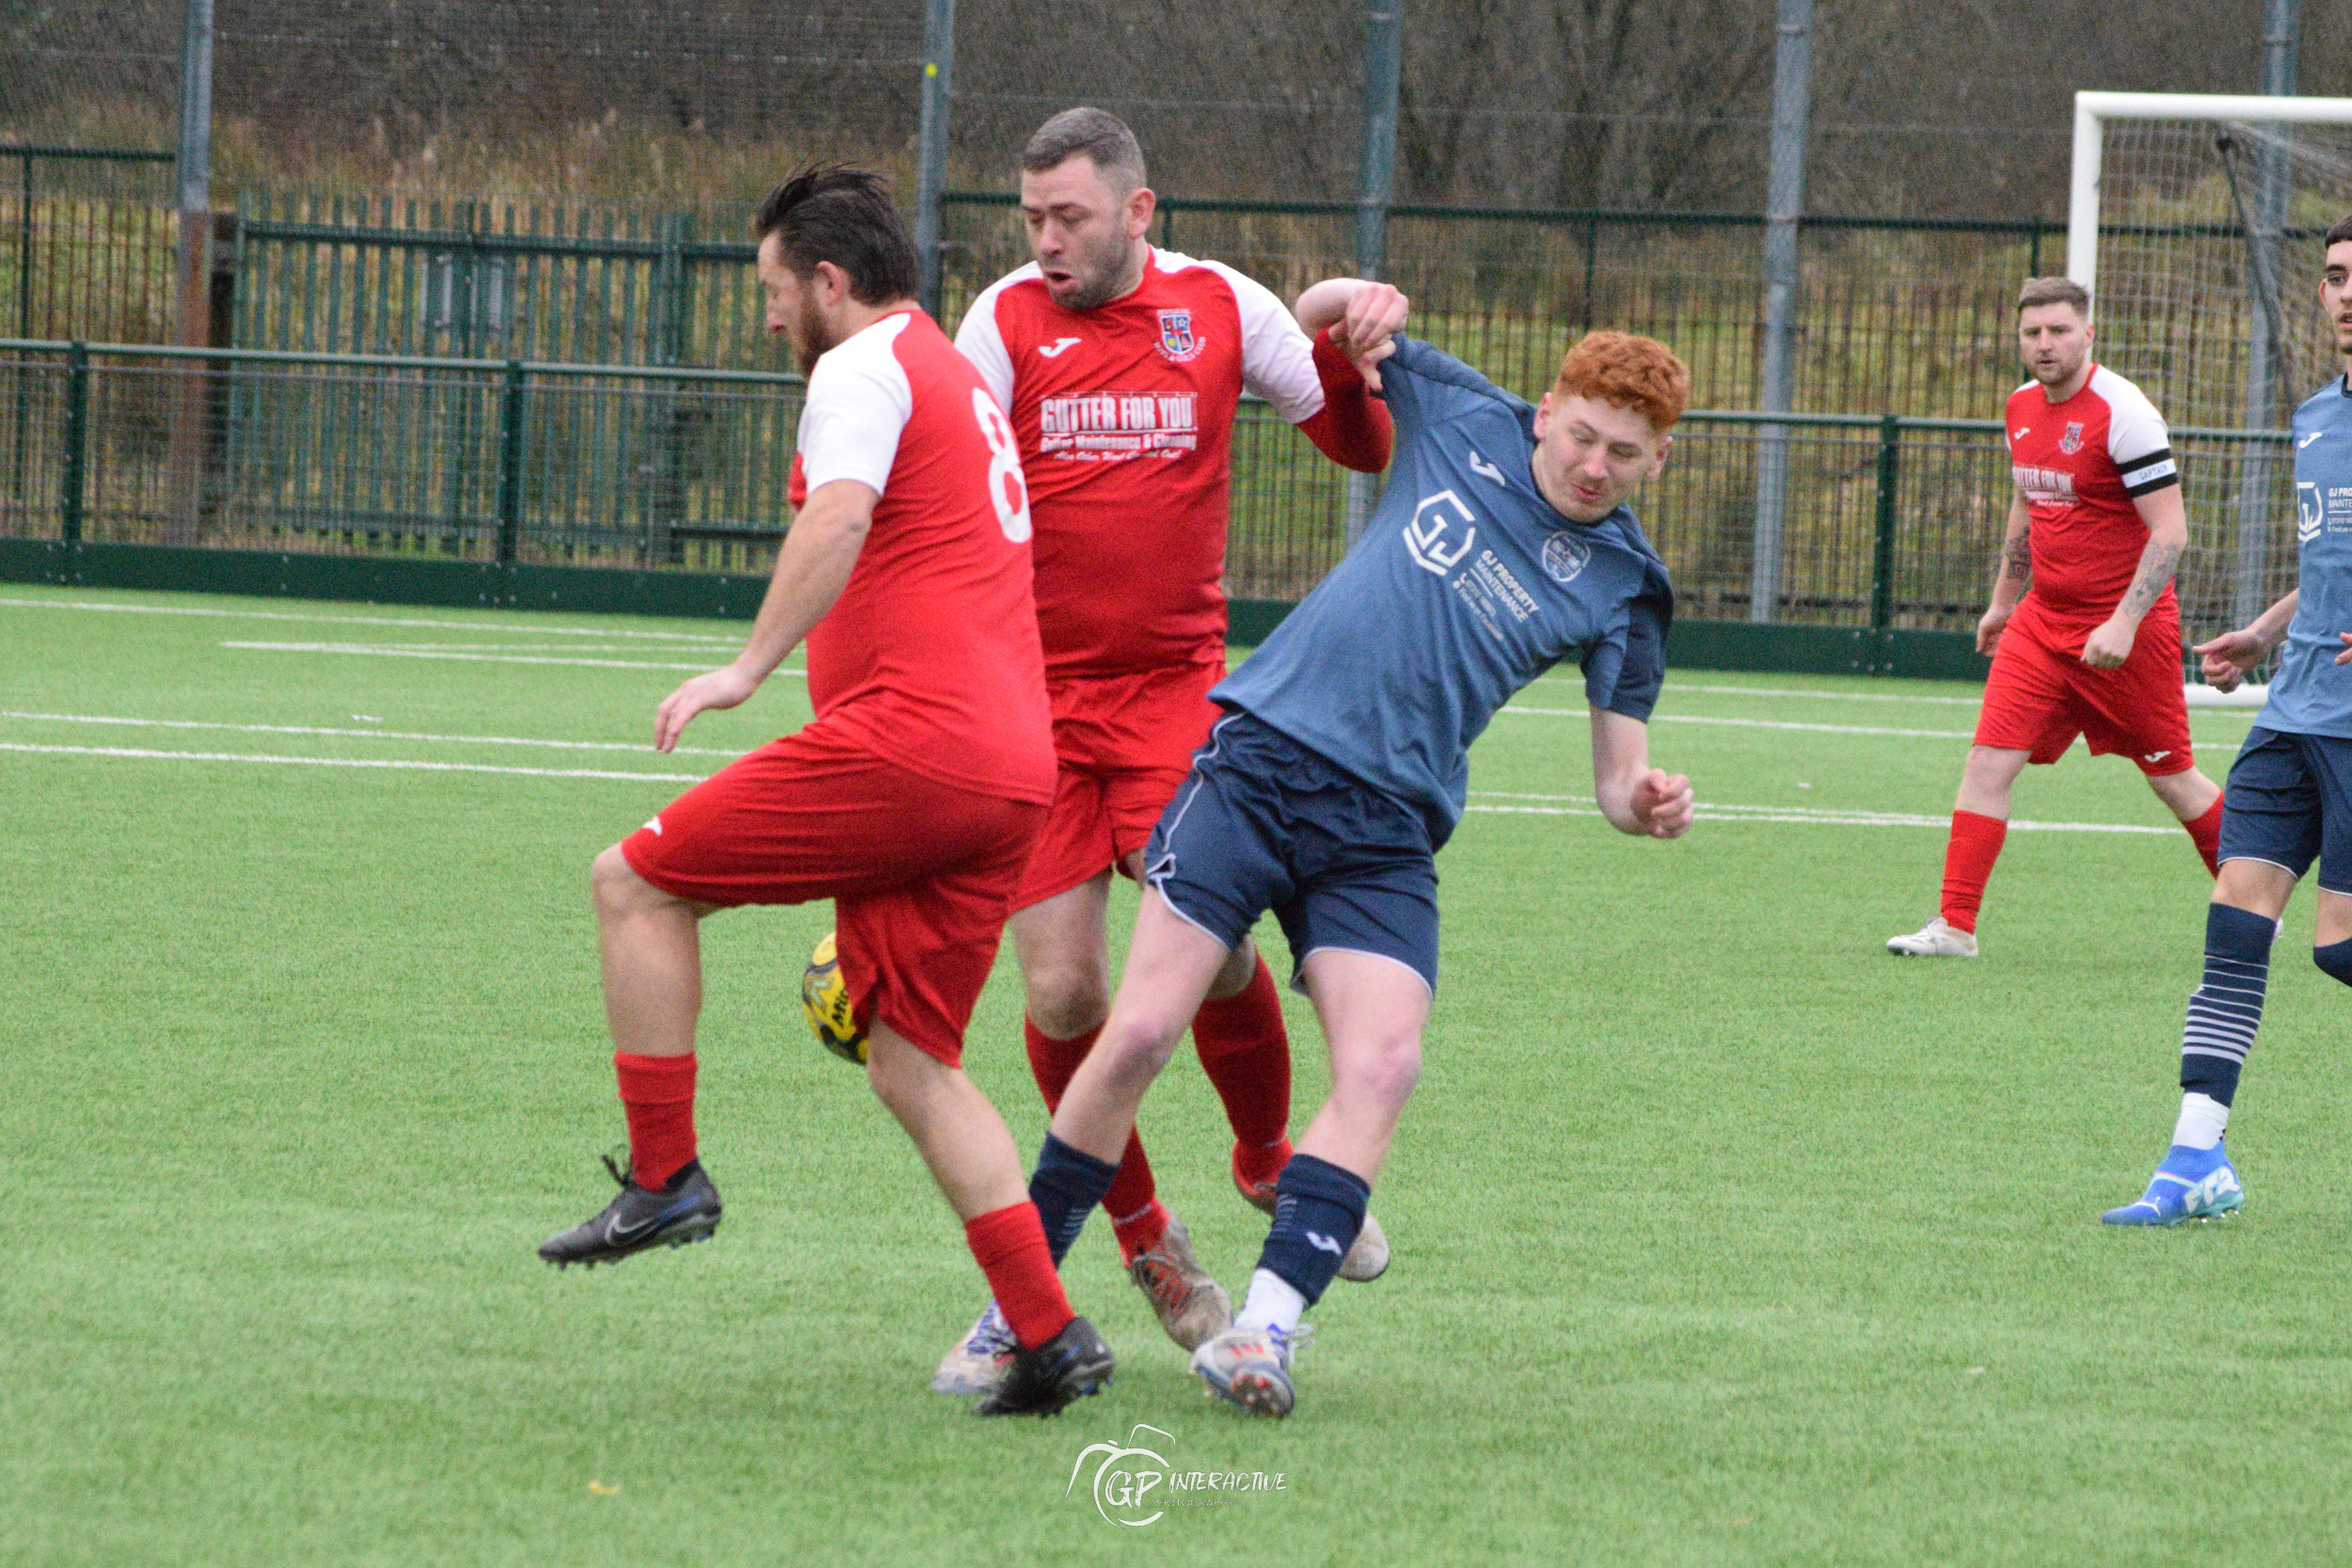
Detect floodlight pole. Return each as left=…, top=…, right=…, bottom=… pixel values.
left=2234, top=0, right=2299, bottom=625
left=1748, top=0, right=1812, bottom=624
left=167, top=0, right=215, bottom=540
left=913, top=0, right=957, bottom=319
left=1346, top=0, right=1403, bottom=544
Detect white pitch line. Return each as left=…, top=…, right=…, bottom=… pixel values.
left=1500, top=707, right=2250, bottom=739
left=219, top=640, right=809, bottom=677
left=1664, top=681, right=1984, bottom=707
left=1497, top=705, right=1973, bottom=737
left=0, top=711, right=739, bottom=757
left=0, top=741, right=706, bottom=784
left=0, top=595, right=739, bottom=642
left=0, top=737, right=2177, bottom=832
left=1463, top=800, right=2171, bottom=833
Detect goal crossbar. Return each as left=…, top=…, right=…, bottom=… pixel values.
left=2071, top=91, right=2352, bottom=296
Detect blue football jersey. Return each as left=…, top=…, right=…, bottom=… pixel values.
left=1213, top=336, right=1673, bottom=845
left=2259, top=374, right=2352, bottom=739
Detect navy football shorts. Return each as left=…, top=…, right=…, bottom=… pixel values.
left=2217, top=726, right=2352, bottom=894
left=1144, top=709, right=1440, bottom=994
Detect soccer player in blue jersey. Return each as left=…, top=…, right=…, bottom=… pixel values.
left=1018, top=287, right=1696, bottom=1413
left=2103, top=215, right=2352, bottom=1226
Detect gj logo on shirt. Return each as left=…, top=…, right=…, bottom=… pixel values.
left=2299, top=482, right=2324, bottom=543
left=1541, top=531, right=1591, bottom=584
left=1404, top=491, right=1477, bottom=576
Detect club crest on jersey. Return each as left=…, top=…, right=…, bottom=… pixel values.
left=1541, top=531, right=1592, bottom=585
left=1155, top=309, right=1202, bottom=362
left=2058, top=420, right=2085, bottom=454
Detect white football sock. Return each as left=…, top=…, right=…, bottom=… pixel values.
left=1235, top=1269, right=1307, bottom=1335
left=2172, top=1092, right=2230, bottom=1150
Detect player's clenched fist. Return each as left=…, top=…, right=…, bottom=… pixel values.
left=1975, top=602, right=2010, bottom=656
left=1329, top=282, right=1410, bottom=387
left=2079, top=614, right=2137, bottom=670
left=653, top=663, right=760, bottom=752
left=1630, top=769, right=1694, bottom=838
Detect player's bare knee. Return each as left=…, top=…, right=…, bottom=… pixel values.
left=1024, top=963, right=1111, bottom=1039
left=1339, top=1034, right=1423, bottom=1111
left=1095, top=1011, right=1187, bottom=1086
left=589, top=844, right=646, bottom=915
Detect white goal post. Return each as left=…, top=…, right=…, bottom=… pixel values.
left=2069, top=91, right=2352, bottom=301
left=2069, top=91, right=2352, bottom=634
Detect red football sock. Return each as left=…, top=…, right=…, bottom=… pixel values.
left=1025, top=1020, right=1166, bottom=1259
left=2185, top=793, right=2225, bottom=878
left=612, top=1051, right=697, bottom=1192
left=1191, top=957, right=1294, bottom=1189
left=1939, top=810, right=2008, bottom=935
left=963, top=1202, right=1075, bottom=1351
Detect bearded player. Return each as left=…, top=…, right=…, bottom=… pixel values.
left=925, top=108, right=1400, bottom=1392
left=1886, top=277, right=2224, bottom=958
left=1025, top=312, right=1693, bottom=1417
left=2102, top=217, right=2352, bottom=1225
left=536, top=168, right=1109, bottom=1417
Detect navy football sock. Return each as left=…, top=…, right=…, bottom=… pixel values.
left=2178, top=903, right=2277, bottom=1108
left=1253, top=1153, right=1372, bottom=1307
left=1028, top=1133, right=1120, bottom=1267
left=2314, top=938, right=2352, bottom=987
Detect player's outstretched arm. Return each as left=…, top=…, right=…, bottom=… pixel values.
left=650, top=480, right=877, bottom=752
left=1978, top=488, right=2033, bottom=655
left=2083, top=484, right=2188, bottom=670
left=1589, top=707, right=1693, bottom=839
left=2193, top=589, right=2299, bottom=691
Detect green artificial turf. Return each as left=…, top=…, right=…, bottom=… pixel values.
left=3, top=583, right=2347, bottom=1566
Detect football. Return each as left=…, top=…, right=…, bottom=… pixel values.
left=800, top=931, right=867, bottom=1065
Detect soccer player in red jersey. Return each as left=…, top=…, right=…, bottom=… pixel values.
left=1887, top=277, right=2224, bottom=958
left=930, top=108, right=1402, bottom=1388
left=536, top=167, right=1110, bottom=1417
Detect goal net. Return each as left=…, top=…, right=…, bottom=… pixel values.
left=2072, top=93, right=2352, bottom=630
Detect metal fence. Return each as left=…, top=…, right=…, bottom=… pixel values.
left=0, top=147, right=180, bottom=344
left=0, top=340, right=2296, bottom=646
left=219, top=190, right=2067, bottom=417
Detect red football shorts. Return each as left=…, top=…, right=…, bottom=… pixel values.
left=1012, top=659, right=1225, bottom=910
left=1973, top=595, right=2195, bottom=776
left=620, top=720, right=1045, bottom=1068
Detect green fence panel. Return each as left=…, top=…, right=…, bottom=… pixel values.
left=0, top=338, right=2296, bottom=659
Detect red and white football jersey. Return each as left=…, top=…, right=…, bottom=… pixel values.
left=2005, top=363, right=2182, bottom=626
left=956, top=248, right=1334, bottom=678
left=786, top=308, right=1056, bottom=805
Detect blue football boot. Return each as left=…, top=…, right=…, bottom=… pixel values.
left=2100, top=1143, right=2244, bottom=1226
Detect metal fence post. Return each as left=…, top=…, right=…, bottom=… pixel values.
left=1871, top=413, right=1900, bottom=632
left=913, top=0, right=958, bottom=318
left=60, top=341, right=89, bottom=546
left=1345, top=0, right=1404, bottom=547
left=495, top=359, right=526, bottom=564
left=1748, top=0, right=1814, bottom=624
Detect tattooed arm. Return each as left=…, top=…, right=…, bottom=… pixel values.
left=1978, top=487, right=2034, bottom=655
left=2081, top=483, right=2188, bottom=670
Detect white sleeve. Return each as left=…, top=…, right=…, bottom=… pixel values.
left=795, top=325, right=913, bottom=496
left=2097, top=370, right=2179, bottom=495
left=1202, top=260, right=1327, bottom=426
left=953, top=282, right=1018, bottom=417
